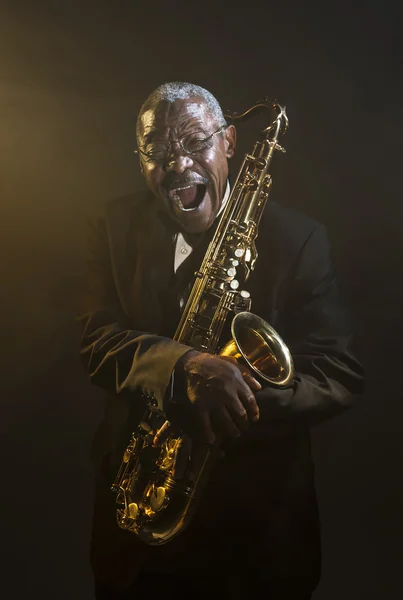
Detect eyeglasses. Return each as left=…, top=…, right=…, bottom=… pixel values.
left=134, top=124, right=227, bottom=164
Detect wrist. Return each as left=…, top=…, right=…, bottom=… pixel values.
left=175, top=348, right=200, bottom=372
left=174, top=349, right=199, bottom=398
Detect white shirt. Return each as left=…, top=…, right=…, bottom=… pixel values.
left=174, top=180, right=231, bottom=273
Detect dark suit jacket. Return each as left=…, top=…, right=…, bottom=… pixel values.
left=77, top=190, right=364, bottom=593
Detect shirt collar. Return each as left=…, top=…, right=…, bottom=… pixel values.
left=217, top=179, right=231, bottom=218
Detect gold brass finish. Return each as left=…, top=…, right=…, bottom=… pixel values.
left=220, top=312, right=293, bottom=387
left=112, top=99, right=294, bottom=545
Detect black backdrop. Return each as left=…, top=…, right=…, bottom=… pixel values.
left=1, top=1, right=402, bottom=598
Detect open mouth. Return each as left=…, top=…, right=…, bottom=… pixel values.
left=167, top=183, right=207, bottom=212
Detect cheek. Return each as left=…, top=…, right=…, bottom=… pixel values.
left=207, top=158, right=227, bottom=184
left=203, top=152, right=223, bottom=179
left=143, top=164, right=162, bottom=190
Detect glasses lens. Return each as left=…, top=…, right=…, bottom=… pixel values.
left=142, top=145, right=166, bottom=162
left=182, top=133, right=213, bottom=154
left=140, top=127, right=223, bottom=162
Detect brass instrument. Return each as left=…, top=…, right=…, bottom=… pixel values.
left=112, top=99, right=294, bottom=545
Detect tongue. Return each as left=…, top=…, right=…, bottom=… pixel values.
left=176, top=185, right=198, bottom=208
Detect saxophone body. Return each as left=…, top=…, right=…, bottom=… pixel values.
left=111, top=100, right=294, bottom=545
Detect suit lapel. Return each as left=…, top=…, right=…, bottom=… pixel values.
left=128, top=201, right=176, bottom=335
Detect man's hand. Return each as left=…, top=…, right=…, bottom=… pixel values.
left=167, top=350, right=261, bottom=445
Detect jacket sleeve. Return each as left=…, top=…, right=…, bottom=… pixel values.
left=252, top=223, right=364, bottom=434
left=76, top=207, right=192, bottom=411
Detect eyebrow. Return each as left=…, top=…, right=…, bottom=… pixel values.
left=142, top=129, right=160, bottom=144
left=142, top=121, right=208, bottom=146
left=180, top=120, right=207, bottom=135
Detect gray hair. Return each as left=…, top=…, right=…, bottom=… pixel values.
left=136, top=81, right=226, bottom=143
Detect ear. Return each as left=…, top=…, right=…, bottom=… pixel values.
left=224, top=124, right=236, bottom=158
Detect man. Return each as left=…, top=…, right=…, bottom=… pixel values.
left=77, top=82, right=364, bottom=599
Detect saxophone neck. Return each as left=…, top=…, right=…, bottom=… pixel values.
left=224, top=99, right=288, bottom=142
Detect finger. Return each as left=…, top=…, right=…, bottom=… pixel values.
left=195, top=409, right=216, bottom=446
left=221, top=392, right=249, bottom=431
left=219, top=356, right=262, bottom=392
left=240, top=369, right=262, bottom=392
left=238, top=384, right=260, bottom=422
left=211, top=406, right=242, bottom=441
left=153, top=420, right=177, bottom=447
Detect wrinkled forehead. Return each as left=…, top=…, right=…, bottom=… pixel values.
left=139, top=97, right=215, bottom=142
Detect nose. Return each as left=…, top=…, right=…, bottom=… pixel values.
left=165, top=143, right=194, bottom=173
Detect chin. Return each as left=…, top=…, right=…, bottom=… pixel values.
left=180, top=216, right=214, bottom=234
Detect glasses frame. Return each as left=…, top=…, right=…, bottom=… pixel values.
left=134, top=124, right=227, bottom=163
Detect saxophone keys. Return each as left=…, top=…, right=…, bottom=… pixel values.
left=150, top=486, right=166, bottom=512
left=275, top=143, right=286, bottom=153
left=230, top=280, right=240, bottom=290
left=127, top=502, right=139, bottom=520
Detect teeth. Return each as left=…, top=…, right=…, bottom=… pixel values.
left=172, top=194, right=198, bottom=212
left=170, top=184, right=200, bottom=212
left=172, top=185, right=195, bottom=192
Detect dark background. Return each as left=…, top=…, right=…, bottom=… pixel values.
left=1, top=1, right=402, bottom=598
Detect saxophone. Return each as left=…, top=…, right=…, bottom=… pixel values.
left=111, top=99, right=294, bottom=545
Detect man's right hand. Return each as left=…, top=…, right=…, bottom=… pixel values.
left=169, top=350, right=261, bottom=445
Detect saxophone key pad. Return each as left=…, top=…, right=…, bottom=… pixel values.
left=150, top=486, right=166, bottom=512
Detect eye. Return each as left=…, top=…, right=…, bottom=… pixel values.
left=183, top=134, right=209, bottom=153
left=143, top=145, right=166, bottom=162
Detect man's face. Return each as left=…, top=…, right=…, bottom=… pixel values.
left=137, top=97, right=236, bottom=233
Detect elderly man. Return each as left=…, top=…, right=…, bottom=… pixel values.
left=78, top=82, right=363, bottom=599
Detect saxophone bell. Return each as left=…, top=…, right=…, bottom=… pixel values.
left=219, top=311, right=294, bottom=388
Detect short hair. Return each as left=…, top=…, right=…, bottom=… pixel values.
left=136, top=81, right=226, bottom=143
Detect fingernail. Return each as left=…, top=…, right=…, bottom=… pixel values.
left=253, top=378, right=262, bottom=389
left=252, top=414, right=260, bottom=422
